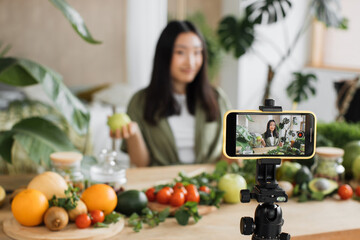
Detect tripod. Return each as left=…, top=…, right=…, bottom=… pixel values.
left=239, top=99, right=290, bottom=240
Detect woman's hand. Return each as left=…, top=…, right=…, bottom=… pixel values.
left=279, top=141, right=283, bottom=147
left=109, top=122, right=139, bottom=139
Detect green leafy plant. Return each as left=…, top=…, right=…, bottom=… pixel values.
left=48, top=185, right=80, bottom=210
left=174, top=201, right=201, bottom=226
left=317, top=122, right=360, bottom=148
left=93, top=212, right=123, bottom=228
left=128, top=207, right=170, bottom=232
left=0, top=0, right=101, bottom=169
left=217, top=0, right=347, bottom=104
left=49, top=0, right=101, bottom=44
left=287, top=72, right=317, bottom=109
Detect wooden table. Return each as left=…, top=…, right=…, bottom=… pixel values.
left=1, top=164, right=360, bottom=240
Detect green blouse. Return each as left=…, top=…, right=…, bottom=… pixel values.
left=121, top=87, right=231, bottom=166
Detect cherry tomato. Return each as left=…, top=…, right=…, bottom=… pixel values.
left=174, top=186, right=188, bottom=198
left=338, top=184, right=353, bottom=200
left=170, top=191, right=185, bottom=207
left=186, top=188, right=200, bottom=203
left=156, top=188, right=172, bottom=204
left=199, top=185, right=211, bottom=194
left=145, top=187, right=156, bottom=202
left=173, top=182, right=184, bottom=190
left=356, top=186, right=360, bottom=197
left=75, top=213, right=91, bottom=229
left=185, top=184, right=197, bottom=193
left=163, top=186, right=174, bottom=194
left=90, top=210, right=105, bottom=224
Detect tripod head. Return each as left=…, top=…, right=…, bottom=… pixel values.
left=239, top=100, right=291, bottom=240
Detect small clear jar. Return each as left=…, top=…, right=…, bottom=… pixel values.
left=311, top=147, right=345, bottom=183
left=50, top=152, right=85, bottom=192
left=90, top=149, right=127, bottom=193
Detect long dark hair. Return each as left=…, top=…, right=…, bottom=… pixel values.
left=264, top=120, right=279, bottom=139
left=144, top=20, right=219, bottom=125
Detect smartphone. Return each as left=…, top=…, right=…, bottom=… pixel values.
left=223, top=110, right=317, bottom=159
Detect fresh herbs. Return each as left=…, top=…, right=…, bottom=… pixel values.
left=93, top=212, right=123, bottom=228
left=293, top=183, right=325, bottom=202
left=48, top=185, right=79, bottom=210
left=174, top=202, right=201, bottom=226
left=128, top=207, right=170, bottom=232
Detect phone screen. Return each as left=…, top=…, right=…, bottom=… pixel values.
left=224, top=111, right=316, bottom=159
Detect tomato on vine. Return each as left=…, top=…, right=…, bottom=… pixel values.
left=157, top=188, right=172, bottom=204
left=170, top=191, right=185, bottom=207
left=145, top=187, right=156, bottom=202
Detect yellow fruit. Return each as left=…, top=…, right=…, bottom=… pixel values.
left=81, top=184, right=117, bottom=215
left=11, top=189, right=49, bottom=226
left=27, top=171, right=68, bottom=200
left=0, top=185, right=5, bottom=207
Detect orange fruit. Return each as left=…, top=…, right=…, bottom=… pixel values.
left=11, top=189, right=49, bottom=226
left=81, top=184, right=117, bottom=215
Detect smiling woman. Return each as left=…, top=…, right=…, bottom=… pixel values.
left=110, top=21, right=231, bottom=167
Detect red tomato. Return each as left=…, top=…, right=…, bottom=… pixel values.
left=186, top=188, right=200, bottom=203
left=156, top=188, right=172, bottom=204
left=170, top=191, right=185, bottom=207
left=173, top=182, right=184, bottom=189
left=145, top=187, right=156, bottom=202
left=356, top=186, right=360, bottom=197
left=174, top=186, right=188, bottom=198
left=90, top=210, right=105, bottom=224
left=75, top=213, right=91, bottom=229
left=338, top=184, right=353, bottom=200
left=163, top=186, right=174, bottom=194
left=185, top=184, right=197, bottom=193
left=199, top=185, right=211, bottom=194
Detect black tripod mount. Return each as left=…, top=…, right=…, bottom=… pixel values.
left=239, top=99, right=291, bottom=240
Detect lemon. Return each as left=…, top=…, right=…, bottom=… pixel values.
left=0, top=185, right=5, bottom=207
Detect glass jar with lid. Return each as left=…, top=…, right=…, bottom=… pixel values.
left=90, top=149, right=127, bottom=193
left=50, top=152, right=85, bottom=192
left=311, top=147, right=345, bottom=183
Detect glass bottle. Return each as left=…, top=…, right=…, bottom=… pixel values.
left=50, top=152, right=85, bottom=192
left=90, top=149, right=127, bottom=193
left=311, top=147, right=345, bottom=183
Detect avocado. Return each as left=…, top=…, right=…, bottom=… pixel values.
left=308, top=178, right=338, bottom=196
left=116, top=190, right=148, bottom=216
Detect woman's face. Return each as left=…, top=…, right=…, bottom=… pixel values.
left=170, top=32, right=203, bottom=89
left=269, top=122, right=276, bottom=132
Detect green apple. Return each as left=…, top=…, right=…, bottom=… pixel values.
left=107, top=113, right=131, bottom=131
left=218, top=173, right=247, bottom=203
left=352, top=156, right=360, bottom=181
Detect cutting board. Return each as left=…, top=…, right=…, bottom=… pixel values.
left=3, top=217, right=124, bottom=240
left=148, top=202, right=217, bottom=215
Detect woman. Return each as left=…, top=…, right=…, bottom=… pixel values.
left=261, top=120, right=283, bottom=147
left=112, top=21, right=231, bottom=167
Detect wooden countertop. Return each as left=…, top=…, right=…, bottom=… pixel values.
left=1, top=164, right=360, bottom=240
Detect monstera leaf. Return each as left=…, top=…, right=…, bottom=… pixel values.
left=245, top=0, right=292, bottom=24
left=287, top=72, right=317, bottom=103
left=49, top=0, right=101, bottom=44
left=218, top=16, right=255, bottom=58
left=0, top=57, right=90, bottom=135
left=310, top=0, right=348, bottom=29
left=0, top=117, right=77, bottom=166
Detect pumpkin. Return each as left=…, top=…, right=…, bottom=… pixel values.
left=27, top=171, right=68, bottom=200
